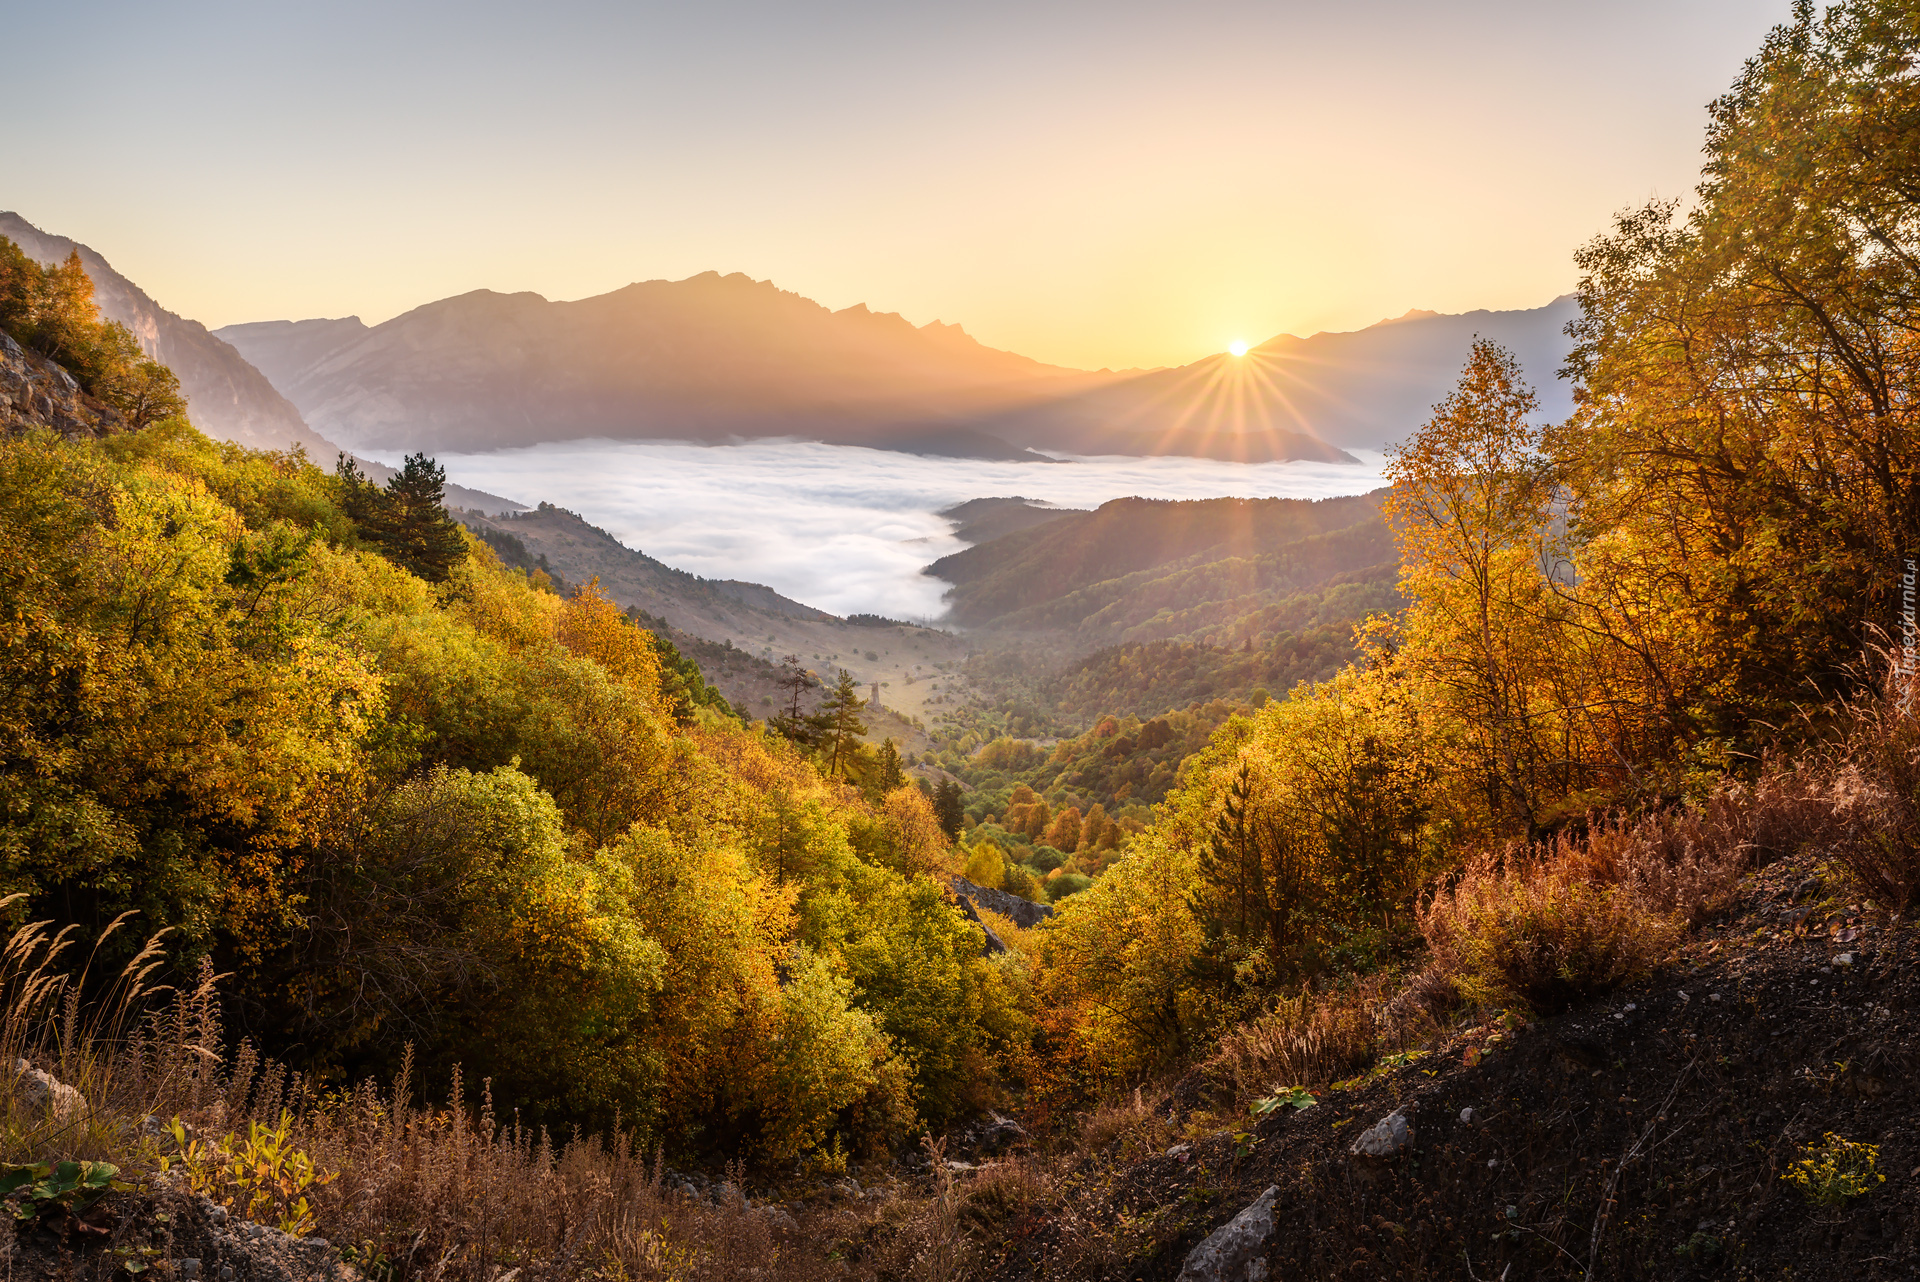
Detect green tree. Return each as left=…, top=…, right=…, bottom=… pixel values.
left=874, top=737, right=906, bottom=795
left=932, top=779, right=965, bottom=840
left=335, top=453, right=469, bottom=583
left=769, top=654, right=821, bottom=746
left=818, top=668, right=868, bottom=779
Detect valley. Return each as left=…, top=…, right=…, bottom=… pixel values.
left=4, top=4, right=1917, bottom=1275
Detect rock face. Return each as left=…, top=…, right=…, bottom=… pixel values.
left=1178, top=1185, right=1278, bottom=1282
left=183, top=1202, right=359, bottom=1282
left=951, top=876, right=1054, bottom=929
left=951, top=894, right=1008, bottom=955
left=0, top=332, right=126, bottom=438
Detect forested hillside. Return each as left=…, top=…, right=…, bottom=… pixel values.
left=928, top=491, right=1394, bottom=645
left=7, top=7, right=1920, bottom=1280
left=0, top=255, right=1034, bottom=1166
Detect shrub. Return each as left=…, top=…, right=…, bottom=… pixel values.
left=1047, top=872, right=1093, bottom=901
left=1420, top=844, right=1682, bottom=1014
left=1202, top=973, right=1415, bottom=1106
left=1804, top=665, right=1920, bottom=911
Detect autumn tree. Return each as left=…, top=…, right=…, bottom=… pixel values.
left=1556, top=0, right=1920, bottom=733
left=0, top=241, right=185, bottom=427
left=1385, top=340, right=1586, bottom=834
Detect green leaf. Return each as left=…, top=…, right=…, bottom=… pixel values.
left=0, top=1164, right=48, bottom=1198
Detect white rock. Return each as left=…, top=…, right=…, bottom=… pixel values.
left=12, top=1058, right=85, bottom=1120
left=1835, top=953, right=1854, bottom=966
left=1458, top=1107, right=1476, bottom=1125
left=1350, top=1109, right=1414, bottom=1160
left=1177, top=1185, right=1278, bottom=1282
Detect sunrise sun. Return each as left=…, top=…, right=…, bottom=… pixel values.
left=1228, top=340, right=1249, bottom=357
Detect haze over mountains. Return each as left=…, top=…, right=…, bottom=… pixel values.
left=982, top=298, right=1580, bottom=455
left=219, top=275, right=1575, bottom=463
left=219, top=274, right=1114, bottom=461
left=0, top=212, right=329, bottom=457
left=0, top=212, right=521, bottom=513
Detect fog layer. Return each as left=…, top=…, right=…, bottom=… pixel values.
left=400, top=439, right=1387, bottom=619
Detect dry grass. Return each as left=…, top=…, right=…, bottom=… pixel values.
left=1199, top=972, right=1423, bottom=1109
left=0, top=914, right=835, bottom=1282
left=1420, top=842, right=1682, bottom=1014
left=1074, top=1085, right=1174, bottom=1161
left=1787, top=664, right=1920, bottom=912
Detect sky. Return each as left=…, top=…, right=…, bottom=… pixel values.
left=392, top=440, right=1388, bottom=619
left=7, top=0, right=1793, bottom=371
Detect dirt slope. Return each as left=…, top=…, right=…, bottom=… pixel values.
left=972, top=852, right=1917, bottom=1281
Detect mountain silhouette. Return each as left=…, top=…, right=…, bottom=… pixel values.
left=218, top=273, right=1113, bottom=460
left=976, top=299, right=1580, bottom=456
left=221, top=276, right=1571, bottom=462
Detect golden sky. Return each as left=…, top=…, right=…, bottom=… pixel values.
left=8, top=0, right=1792, bottom=371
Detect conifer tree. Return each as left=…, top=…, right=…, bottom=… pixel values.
left=875, top=738, right=905, bottom=794
left=932, top=779, right=965, bottom=840
left=770, top=655, right=820, bottom=745
left=335, top=452, right=469, bottom=583
left=818, top=668, right=868, bottom=778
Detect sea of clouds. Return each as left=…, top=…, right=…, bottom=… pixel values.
left=397, top=439, right=1387, bottom=620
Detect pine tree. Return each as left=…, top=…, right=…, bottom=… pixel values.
left=1193, top=763, right=1262, bottom=941
left=818, top=668, right=868, bottom=778
left=383, top=454, right=470, bottom=583
left=932, top=779, right=965, bottom=840
left=769, top=655, right=820, bottom=745
left=875, top=738, right=905, bottom=794
left=335, top=453, right=469, bottom=583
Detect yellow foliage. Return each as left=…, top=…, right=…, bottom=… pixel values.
left=555, top=577, right=663, bottom=702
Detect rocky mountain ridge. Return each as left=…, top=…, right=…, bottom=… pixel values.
left=211, top=274, right=1564, bottom=463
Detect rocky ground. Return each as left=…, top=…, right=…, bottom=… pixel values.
left=0, top=332, right=125, bottom=438
left=14, top=852, right=1906, bottom=1282
left=0, top=1188, right=356, bottom=1282
left=933, top=849, right=1918, bottom=1281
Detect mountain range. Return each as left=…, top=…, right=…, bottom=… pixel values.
left=217, top=277, right=1574, bottom=463
left=978, top=299, right=1580, bottom=455
left=217, top=276, right=1113, bottom=461
left=0, top=212, right=522, bottom=513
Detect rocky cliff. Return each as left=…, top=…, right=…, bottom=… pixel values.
left=0, top=332, right=125, bottom=437
left=0, top=212, right=334, bottom=457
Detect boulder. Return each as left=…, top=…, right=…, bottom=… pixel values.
left=1349, top=1109, right=1414, bottom=1160
left=13, top=1058, right=86, bottom=1121
left=1178, top=1185, right=1278, bottom=1282
left=952, top=894, right=1008, bottom=955
left=974, top=1112, right=1028, bottom=1156
left=950, top=876, right=1054, bottom=929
